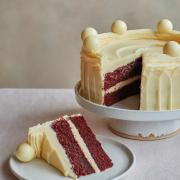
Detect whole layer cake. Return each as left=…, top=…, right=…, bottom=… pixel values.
left=80, top=19, right=180, bottom=110
left=15, top=114, right=113, bottom=179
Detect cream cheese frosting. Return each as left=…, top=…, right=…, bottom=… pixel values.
left=28, top=120, right=77, bottom=178
left=99, top=39, right=165, bottom=73
left=140, top=51, right=180, bottom=110
left=105, top=76, right=140, bottom=94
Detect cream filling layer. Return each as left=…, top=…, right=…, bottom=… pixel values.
left=105, top=76, right=140, bottom=94
left=64, top=115, right=100, bottom=173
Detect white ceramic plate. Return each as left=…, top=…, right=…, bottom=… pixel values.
left=9, top=136, right=135, bottom=180
left=75, top=81, right=180, bottom=121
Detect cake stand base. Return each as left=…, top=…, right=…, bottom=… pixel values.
left=109, top=119, right=180, bottom=141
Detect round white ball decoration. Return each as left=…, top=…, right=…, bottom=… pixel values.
left=16, top=143, right=36, bottom=162
left=84, top=35, right=99, bottom=53
left=163, top=41, right=180, bottom=57
left=157, top=19, right=173, bottom=33
left=81, top=27, right=98, bottom=41
left=111, top=20, right=127, bottom=34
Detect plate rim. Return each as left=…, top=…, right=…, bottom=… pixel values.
left=98, top=135, right=136, bottom=180
left=9, top=135, right=136, bottom=180
left=74, top=81, right=180, bottom=121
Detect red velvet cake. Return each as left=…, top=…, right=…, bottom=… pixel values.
left=80, top=19, right=180, bottom=107
left=15, top=114, right=113, bottom=179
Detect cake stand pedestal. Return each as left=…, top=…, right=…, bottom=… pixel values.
left=109, top=119, right=180, bottom=140
left=75, top=82, right=180, bottom=141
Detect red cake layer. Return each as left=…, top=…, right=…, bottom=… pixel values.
left=104, top=57, right=142, bottom=90
left=51, top=118, right=95, bottom=177
left=104, top=79, right=140, bottom=106
left=70, top=115, right=113, bottom=171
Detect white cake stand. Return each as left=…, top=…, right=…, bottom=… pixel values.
left=75, top=81, right=180, bottom=141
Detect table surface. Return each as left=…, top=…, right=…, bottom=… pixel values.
left=1, top=89, right=180, bottom=180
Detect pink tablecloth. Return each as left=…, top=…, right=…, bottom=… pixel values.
left=0, top=89, right=180, bottom=180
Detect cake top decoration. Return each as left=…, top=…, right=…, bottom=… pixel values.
left=81, top=27, right=98, bottom=41
left=16, top=142, right=36, bottom=162
left=81, top=19, right=180, bottom=68
left=111, top=20, right=127, bottom=34
left=157, top=19, right=173, bottom=33
left=163, top=41, right=180, bottom=57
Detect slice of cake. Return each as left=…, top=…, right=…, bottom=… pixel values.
left=140, top=41, right=180, bottom=110
left=80, top=19, right=180, bottom=106
left=15, top=114, right=113, bottom=179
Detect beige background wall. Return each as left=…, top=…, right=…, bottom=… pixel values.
left=0, top=0, right=180, bottom=88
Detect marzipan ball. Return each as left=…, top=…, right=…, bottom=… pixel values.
left=16, top=143, right=36, bottom=162
left=111, top=20, right=127, bottom=34
left=157, top=19, right=173, bottom=33
left=163, top=41, right=180, bottom=57
left=81, top=27, right=98, bottom=41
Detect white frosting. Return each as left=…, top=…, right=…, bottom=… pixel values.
left=28, top=120, right=77, bottom=178
left=28, top=124, right=44, bottom=158
left=105, top=76, right=140, bottom=94
left=100, top=39, right=165, bottom=74
left=71, top=114, right=82, bottom=117
left=81, top=54, right=103, bottom=104
left=140, top=53, right=180, bottom=110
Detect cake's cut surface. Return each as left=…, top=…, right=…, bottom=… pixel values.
left=51, top=118, right=95, bottom=177
left=25, top=114, right=113, bottom=179
left=80, top=19, right=180, bottom=109
left=69, top=115, right=113, bottom=171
